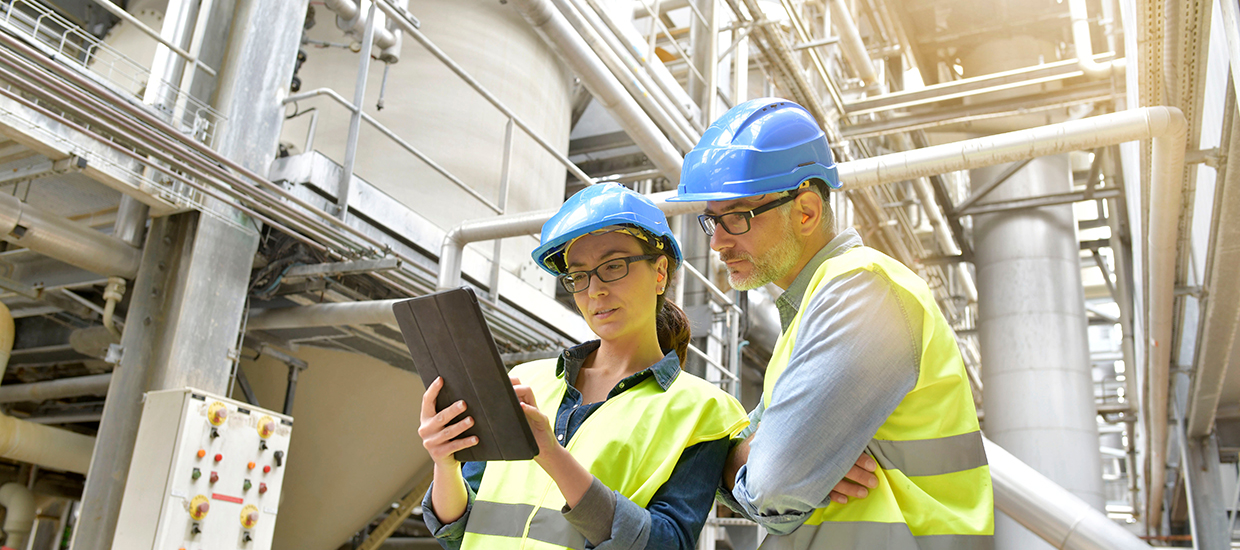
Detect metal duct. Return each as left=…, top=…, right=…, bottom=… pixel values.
left=986, top=438, right=1152, bottom=550
left=0, top=192, right=141, bottom=278
left=247, top=299, right=401, bottom=331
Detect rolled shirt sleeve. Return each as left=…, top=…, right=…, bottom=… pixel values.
left=730, top=269, right=920, bottom=535
left=423, top=461, right=485, bottom=549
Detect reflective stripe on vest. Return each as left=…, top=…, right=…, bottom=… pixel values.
left=462, top=358, right=748, bottom=550
left=761, top=247, right=993, bottom=548
left=760, top=521, right=993, bottom=550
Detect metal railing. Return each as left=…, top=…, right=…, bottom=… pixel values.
left=0, top=0, right=224, bottom=147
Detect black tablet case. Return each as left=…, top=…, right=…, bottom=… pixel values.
left=392, top=288, right=539, bottom=462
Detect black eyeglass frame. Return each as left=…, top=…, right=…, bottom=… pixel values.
left=697, top=192, right=800, bottom=237
left=559, top=254, right=659, bottom=294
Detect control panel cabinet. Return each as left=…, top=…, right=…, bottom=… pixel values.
left=113, top=388, right=292, bottom=550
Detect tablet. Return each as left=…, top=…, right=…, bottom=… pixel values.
left=392, top=287, right=539, bottom=462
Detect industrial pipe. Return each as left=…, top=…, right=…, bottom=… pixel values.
left=0, top=482, right=34, bottom=550
left=436, top=191, right=703, bottom=290
left=247, top=299, right=402, bottom=331
left=322, top=0, right=401, bottom=62
left=986, top=438, right=1153, bottom=550
left=557, top=0, right=699, bottom=151
left=0, top=304, right=96, bottom=474
left=829, top=0, right=879, bottom=87
left=1069, top=0, right=1125, bottom=78
left=507, top=0, right=685, bottom=183
left=0, top=193, right=141, bottom=278
left=0, top=374, right=113, bottom=404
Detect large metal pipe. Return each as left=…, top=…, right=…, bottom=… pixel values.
left=1068, top=0, right=1125, bottom=78
left=986, top=438, right=1153, bottom=550
left=0, top=374, right=113, bottom=404
left=507, top=0, right=685, bottom=182
left=1143, top=108, right=1190, bottom=529
left=557, top=0, right=699, bottom=150
left=829, top=0, right=879, bottom=87
left=0, top=193, right=141, bottom=278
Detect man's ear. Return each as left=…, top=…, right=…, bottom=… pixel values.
left=794, top=191, right=824, bottom=237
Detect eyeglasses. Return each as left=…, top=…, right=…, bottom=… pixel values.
left=559, top=255, right=658, bottom=294
left=698, top=193, right=799, bottom=237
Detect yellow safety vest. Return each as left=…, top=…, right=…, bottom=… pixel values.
left=761, top=247, right=993, bottom=550
left=462, top=358, right=748, bottom=550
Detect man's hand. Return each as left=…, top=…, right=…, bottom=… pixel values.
left=725, top=438, right=879, bottom=506
left=828, top=454, right=879, bottom=504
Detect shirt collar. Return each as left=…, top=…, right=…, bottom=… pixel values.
left=774, top=228, right=864, bottom=331
left=557, top=340, right=681, bottom=391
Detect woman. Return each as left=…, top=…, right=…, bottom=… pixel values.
left=418, top=183, right=748, bottom=550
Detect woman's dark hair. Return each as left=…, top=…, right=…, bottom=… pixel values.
left=636, top=236, right=691, bottom=367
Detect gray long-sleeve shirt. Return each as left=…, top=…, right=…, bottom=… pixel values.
left=719, top=229, right=922, bottom=536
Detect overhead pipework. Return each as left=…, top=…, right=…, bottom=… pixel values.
left=1068, top=0, right=1126, bottom=78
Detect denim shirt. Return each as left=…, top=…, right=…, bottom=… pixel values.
left=718, top=229, right=921, bottom=536
left=424, top=341, right=731, bottom=549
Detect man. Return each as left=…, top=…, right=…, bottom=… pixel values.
left=668, top=98, right=993, bottom=549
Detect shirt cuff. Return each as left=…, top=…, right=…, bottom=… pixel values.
left=562, top=477, right=615, bottom=546
left=422, top=479, right=476, bottom=540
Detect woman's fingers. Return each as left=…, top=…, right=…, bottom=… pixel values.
left=420, top=377, right=443, bottom=421
left=512, top=383, right=537, bottom=408
left=439, top=416, right=474, bottom=441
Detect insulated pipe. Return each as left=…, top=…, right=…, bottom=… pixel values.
left=1068, top=0, right=1126, bottom=78
left=436, top=191, right=703, bottom=290
left=246, top=299, right=402, bottom=331
left=0, top=482, right=34, bottom=550
left=0, top=305, right=96, bottom=474
left=829, top=0, right=880, bottom=87
left=986, top=438, right=1154, bottom=550
left=0, top=303, right=11, bottom=384
left=0, top=193, right=141, bottom=278
left=507, top=0, right=685, bottom=183
left=0, top=374, right=113, bottom=404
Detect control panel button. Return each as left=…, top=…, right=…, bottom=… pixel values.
left=247, top=461, right=255, bottom=470
left=240, top=505, right=259, bottom=528
left=262, top=465, right=271, bottom=474
left=191, top=468, right=201, bottom=481
left=207, top=401, right=228, bottom=426
left=214, top=453, right=223, bottom=463
left=258, top=416, right=276, bottom=439
left=209, top=471, right=219, bottom=484
left=273, top=450, right=284, bottom=467
left=243, top=479, right=252, bottom=491
left=188, top=495, right=210, bottom=520
left=196, top=449, right=206, bottom=459
left=258, top=483, right=267, bottom=494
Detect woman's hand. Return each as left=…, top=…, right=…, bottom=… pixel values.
left=418, top=377, right=478, bottom=468
left=510, top=375, right=559, bottom=460
left=510, top=375, right=593, bottom=508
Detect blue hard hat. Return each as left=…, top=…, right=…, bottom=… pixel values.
left=668, top=98, right=840, bottom=202
left=533, top=183, right=682, bottom=276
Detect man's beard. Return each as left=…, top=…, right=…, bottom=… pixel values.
left=721, top=214, right=803, bottom=291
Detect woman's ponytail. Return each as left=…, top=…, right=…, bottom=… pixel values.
left=656, top=298, right=691, bottom=367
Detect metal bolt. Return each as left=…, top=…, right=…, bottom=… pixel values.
left=143, top=317, right=152, bottom=326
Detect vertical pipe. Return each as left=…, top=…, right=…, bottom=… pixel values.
left=489, top=118, right=515, bottom=300
left=112, top=195, right=149, bottom=248
left=337, top=1, right=378, bottom=219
